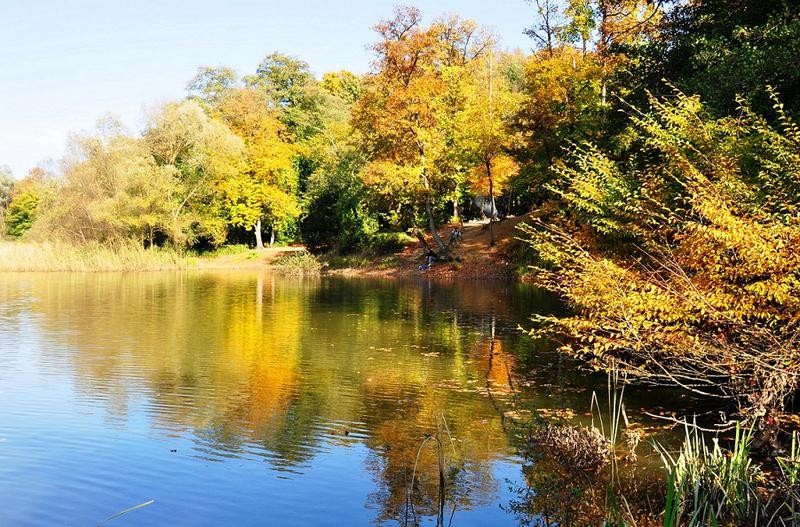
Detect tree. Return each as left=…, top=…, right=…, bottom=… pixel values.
left=186, top=66, right=239, bottom=105
left=320, top=70, right=362, bottom=105
left=144, top=100, right=244, bottom=246
left=0, top=165, right=14, bottom=233
left=301, top=71, right=373, bottom=254
left=247, top=52, right=327, bottom=141
left=5, top=168, right=51, bottom=238
left=47, top=122, right=176, bottom=246
left=458, top=52, right=522, bottom=246
left=354, top=6, right=492, bottom=257
left=511, top=46, right=605, bottom=209
left=524, top=0, right=564, bottom=55
left=6, top=191, right=39, bottom=237
left=523, top=88, right=800, bottom=422
left=217, top=88, right=298, bottom=248
left=639, top=0, right=800, bottom=118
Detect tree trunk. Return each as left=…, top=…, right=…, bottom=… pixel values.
left=269, top=226, right=275, bottom=247
left=254, top=218, right=264, bottom=249
left=487, top=161, right=495, bottom=247
left=413, top=227, right=435, bottom=256
left=452, top=196, right=459, bottom=222
left=425, top=195, right=448, bottom=256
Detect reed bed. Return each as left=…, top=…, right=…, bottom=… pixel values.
left=0, top=241, right=191, bottom=271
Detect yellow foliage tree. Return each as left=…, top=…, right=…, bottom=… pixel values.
left=458, top=52, right=522, bottom=246
left=354, top=6, right=492, bottom=256
left=217, top=88, right=298, bottom=247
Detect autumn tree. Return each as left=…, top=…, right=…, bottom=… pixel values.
left=458, top=52, right=523, bottom=246
left=354, top=6, right=491, bottom=256
left=217, top=88, right=298, bottom=248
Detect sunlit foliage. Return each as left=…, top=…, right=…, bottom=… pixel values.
left=354, top=6, right=492, bottom=254
left=523, top=89, right=800, bottom=419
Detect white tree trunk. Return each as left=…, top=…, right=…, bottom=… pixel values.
left=254, top=218, right=264, bottom=249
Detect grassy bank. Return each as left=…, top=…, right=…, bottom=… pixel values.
left=0, top=241, right=321, bottom=272
left=0, top=241, right=191, bottom=271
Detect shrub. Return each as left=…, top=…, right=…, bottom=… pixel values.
left=272, top=251, right=323, bottom=275
left=366, top=232, right=414, bottom=255
left=523, top=88, right=800, bottom=420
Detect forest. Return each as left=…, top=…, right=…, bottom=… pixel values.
left=1, top=0, right=792, bottom=258
left=2, top=0, right=800, bottom=524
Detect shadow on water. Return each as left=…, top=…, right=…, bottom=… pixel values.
left=0, top=271, right=692, bottom=526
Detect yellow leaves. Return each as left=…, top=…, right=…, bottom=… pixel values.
left=215, top=88, right=298, bottom=230
left=469, top=154, right=519, bottom=195
left=524, top=87, right=800, bottom=412
left=355, top=8, right=497, bottom=215
left=361, top=160, right=424, bottom=198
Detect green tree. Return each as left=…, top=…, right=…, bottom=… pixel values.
left=645, top=0, right=800, bottom=117
left=302, top=71, right=373, bottom=253
left=144, top=100, right=244, bottom=246
left=0, top=165, right=14, bottom=233
left=321, top=70, right=362, bottom=105
left=6, top=191, right=39, bottom=237
left=246, top=52, right=327, bottom=141
left=187, top=66, right=240, bottom=105
left=5, top=168, right=51, bottom=238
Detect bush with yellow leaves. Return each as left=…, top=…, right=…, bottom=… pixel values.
left=523, top=87, right=800, bottom=422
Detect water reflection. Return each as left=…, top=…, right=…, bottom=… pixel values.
left=0, top=271, right=611, bottom=526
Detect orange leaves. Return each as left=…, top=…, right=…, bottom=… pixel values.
left=469, top=155, right=519, bottom=195
left=355, top=8, right=495, bottom=223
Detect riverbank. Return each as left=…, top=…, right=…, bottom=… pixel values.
left=0, top=217, right=528, bottom=276
left=325, top=215, right=531, bottom=281
left=0, top=241, right=306, bottom=272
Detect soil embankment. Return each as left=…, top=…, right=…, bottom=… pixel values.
left=329, top=214, right=531, bottom=280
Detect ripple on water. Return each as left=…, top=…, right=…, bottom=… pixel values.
left=0, top=272, right=571, bottom=527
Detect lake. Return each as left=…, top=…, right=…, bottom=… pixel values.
left=0, top=271, right=679, bottom=526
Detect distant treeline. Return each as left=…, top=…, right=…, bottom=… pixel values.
left=2, top=1, right=796, bottom=257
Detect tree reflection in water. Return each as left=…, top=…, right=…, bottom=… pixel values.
left=6, top=271, right=671, bottom=525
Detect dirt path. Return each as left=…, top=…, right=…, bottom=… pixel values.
left=333, top=214, right=531, bottom=280
left=195, top=246, right=305, bottom=270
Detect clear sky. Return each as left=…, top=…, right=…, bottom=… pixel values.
left=0, top=1, right=535, bottom=178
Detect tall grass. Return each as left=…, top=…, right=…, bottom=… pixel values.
left=0, top=241, right=190, bottom=271
left=656, top=422, right=757, bottom=526
left=657, top=424, right=800, bottom=526
left=272, top=251, right=324, bottom=275
left=513, top=372, right=800, bottom=526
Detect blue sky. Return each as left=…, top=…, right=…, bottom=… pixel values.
left=0, top=1, right=534, bottom=178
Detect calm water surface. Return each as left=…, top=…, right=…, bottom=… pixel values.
left=0, top=272, right=675, bottom=526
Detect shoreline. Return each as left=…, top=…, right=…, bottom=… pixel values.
left=1, top=217, right=529, bottom=278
